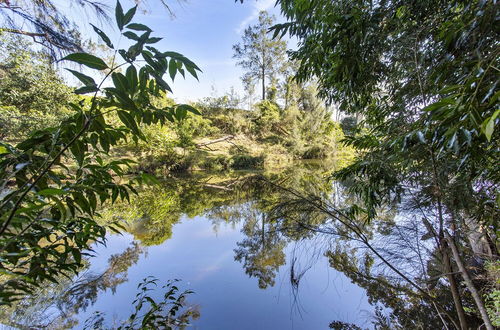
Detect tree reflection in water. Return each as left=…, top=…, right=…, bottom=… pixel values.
left=0, top=242, right=144, bottom=329
left=2, top=161, right=478, bottom=328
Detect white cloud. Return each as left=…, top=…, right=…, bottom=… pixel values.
left=235, top=0, right=276, bottom=34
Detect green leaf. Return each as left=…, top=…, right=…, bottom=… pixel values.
left=126, top=65, right=138, bottom=93
left=175, top=106, right=187, bottom=120
left=112, top=72, right=129, bottom=94
left=105, top=87, right=137, bottom=110
left=123, top=31, right=140, bottom=41
left=70, top=140, right=85, bottom=166
left=141, top=51, right=158, bottom=70
left=168, top=59, right=177, bottom=80
left=482, top=109, right=499, bottom=142
left=123, top=5, right=137, bottom=26
left=90, top=24, right=114, bottom=49
left=484, top=118, right=495, bottom=142
left=66, top=69, right=96, bottom=86
left=185, top=65, right=199, bottom=80
left=145, top=37, right=162, bottom=44
left=116, top=0, right=125, bottom=30
left=127, top=23, right=152, bottom=32
left=139, top=67, right=149, bottom=90
left=62, top=53, right=108, bottom=70
left=117, top=110, right=140, bottom=134
left=177, top=104, right=201, bottom=116
left=75, top=85, right=99, bottom=95
left=38, top=188, right=66, bottom=196
left=151, top=73, right=172, bottom=93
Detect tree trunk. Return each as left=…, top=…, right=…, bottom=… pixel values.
left=429, top=149, right=468, bottom=330
left=261, top=215, right=265, bottom=248
left=195, top=135, right=234, bottom=148
left=262, top=66, right=265, bottom=101
left=445, top=232, right=494, bottom=330
left=442, top=242, right=469, bottom=330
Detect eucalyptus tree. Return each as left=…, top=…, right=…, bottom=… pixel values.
left=0, top=1, right=201, bottom=306
left=262, top=0, right=499, bottom=329
left=233, top=11, right=287, bottom=101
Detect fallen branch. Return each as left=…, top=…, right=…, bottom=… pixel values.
left=196, top=135, right=234, bottom=148
left=203, top=184, right=233, bottom=191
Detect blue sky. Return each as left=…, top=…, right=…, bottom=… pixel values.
left=64, top=0, right=286, bottom=103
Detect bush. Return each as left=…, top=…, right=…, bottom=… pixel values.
left=209, top=111, right=254, bottom=135
left=263, top=144, right=293, bottom=168
left=302, top=145, right=327, bottom=159
left=253, top=100, right=281, bottom=135
left=231, top=154, right=264, bottom=169
left=199, top=155, right=233, bottom=171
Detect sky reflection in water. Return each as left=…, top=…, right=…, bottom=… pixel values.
left=76, top=213, right=372, bottom=329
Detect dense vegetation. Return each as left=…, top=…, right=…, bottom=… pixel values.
left=0, top=0, right=203, bottom=307
left=0, top=0, right=498, bottom=329
left=266, top=0, right=499, bottom=328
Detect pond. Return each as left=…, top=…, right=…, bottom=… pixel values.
left=2, top=163, right=379, bottom=329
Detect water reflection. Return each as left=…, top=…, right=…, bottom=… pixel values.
left=1, top=161, right=411, bottom=329
left=0, top=242, right=144, bottom=329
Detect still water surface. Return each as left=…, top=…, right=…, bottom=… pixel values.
left=79, top=217, right=372, bottom=329
left=5, top=164, right=377, bottom=329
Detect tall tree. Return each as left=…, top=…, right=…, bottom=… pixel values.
left=233, top=11, right=287, bottom=101
left=268, top=0, right=499, bottom=328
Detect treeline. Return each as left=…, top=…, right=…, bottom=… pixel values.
left=0, top=36, right=352, bottom=175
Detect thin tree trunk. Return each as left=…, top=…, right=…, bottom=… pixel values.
left=429, top=148, right=469, bottom=330
left=262, top=66, right=265, bottom=100
left=285, top=79, right=289, bottom=109
left=195, top=135, right=234, bottom=148
left=445, top=232, right=494, bottom=330
left=261, top=215, right=265, bottom=248
left=442, top=242, right=469, bottom=330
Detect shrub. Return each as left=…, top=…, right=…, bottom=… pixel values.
left=231, top=154, right=264, bottom=169
left=253, top=100, right=281, bottom=135
left=199, top=155, right=233, bottom=171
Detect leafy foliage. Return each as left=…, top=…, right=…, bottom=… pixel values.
left=0, top=35, right=75, bottom=139
left=83, top=277, right=196, bottom=330
left=0, top=1, right=200, bottom=306
left=268, top=0, right=499, bottom=328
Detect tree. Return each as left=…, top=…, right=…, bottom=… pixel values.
left=233, top=11, right=287, bottom=101
left=0, top=35, right=75, bottom=139
left=0, top=242, right=144, bottom=328
left=0, top=0, right=201, bottom=305
left=0, top=0, right=107, bottom=56
left=269, top=0, right=498, bottom=328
